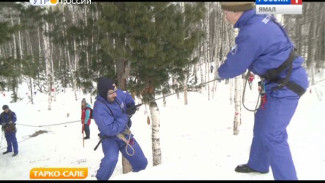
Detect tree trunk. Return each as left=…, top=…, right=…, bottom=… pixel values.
left=49, top=23, right=56, bottom=102
left=233, top=76, right=241, bottom=135
left=229, top=79, right=233, bottom=105
left=306, top=4, right=315, bottom=72
left=29, top=77, right=34, bottom=104
left=67, top=6, right=79, bottom=101
left=10, top=8, right=17, bottom=61
left=206, top=3, right=211, bottom=101
left=73, top=41, right=78, bottom=101
left=199, top=44, right=204, bottom=87
left=163, top=94, right=166, bottom=107
left=10, top=8, right=18, bottom=102
left=172, top=78, right=180, bottom=99
left=149, top=100, right=162, bottom=166
left=37, top=26, right=42, bottom=92
left=116, top=58, right=132, bottom=174
left=42, top=17, right=52, bottom=111
left=183, top=74, right=188, bottom=105
left=27, top=30, right=34, bottom=104
left=17, top=15, right=23, bottom=84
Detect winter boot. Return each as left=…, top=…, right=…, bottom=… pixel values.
left=84, top=136, right=90, bottom=140
left=12, top=153, right=18, bottom=157
left=235, top=164, right=268, bottom=174
left=3, top=151, right=11, bottom=155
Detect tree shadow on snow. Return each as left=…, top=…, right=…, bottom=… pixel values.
left=29, top=130, right=48, bottom=138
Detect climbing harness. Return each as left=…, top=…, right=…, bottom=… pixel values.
left=242, top=15, right=306, bottom=112
left=261, top=15, right=305, bottom=97
left=260, top=49, right=305, bottom=97
left=94, top=127, right=135, bottom=156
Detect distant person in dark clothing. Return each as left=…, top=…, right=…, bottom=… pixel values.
left=0, top=105, right=18, bottom=156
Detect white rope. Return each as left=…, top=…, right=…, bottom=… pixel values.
left=116, top=125, right=135, bottom=157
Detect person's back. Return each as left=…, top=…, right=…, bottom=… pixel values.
left=216, top=2, right=308, bottom=180
left=218, top=9, right=308, bottom=98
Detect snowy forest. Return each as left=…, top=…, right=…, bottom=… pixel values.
left=0, top=2, right=325, bottom=180
left=1, top=2, right=324, bottom=106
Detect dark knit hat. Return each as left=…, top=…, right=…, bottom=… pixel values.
left=81, top=98, right=86, bottom=103
left=221, top=2, right=255, bottom=12
left=2, top=105, right=9, bottom=110
left=97, top=77, right=117, bottom=98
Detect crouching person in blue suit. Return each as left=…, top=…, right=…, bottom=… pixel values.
left=93, top=77, right=148, bottom=180
left=216, top=2, right=309, bottom=180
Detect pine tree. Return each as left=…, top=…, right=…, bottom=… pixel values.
left=127, top=2, right=205, bottom=166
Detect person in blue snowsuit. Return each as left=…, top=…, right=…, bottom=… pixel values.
left=93, top=77, right=148, bottom=180
left=0, top=105, right=18, bottom=156
left=216, top=2, right=309, bottom=180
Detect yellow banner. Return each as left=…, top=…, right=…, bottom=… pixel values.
left=30, top=168, right=88, bottom=179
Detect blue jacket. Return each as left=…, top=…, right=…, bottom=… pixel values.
left=0, top=111, right=17, bottom=125
left=93, top=89, right=135, bottom=137
left=218, top=9, right=308, bottom=98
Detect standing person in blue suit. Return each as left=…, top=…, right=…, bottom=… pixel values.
left=0, top=105, right=18, bottom=157
left=216, top=2, right=309, bottom=180
left=93, top=77, right=148, bottom=180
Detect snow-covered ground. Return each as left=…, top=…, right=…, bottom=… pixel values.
left=0, top=75, right=325, bottom=180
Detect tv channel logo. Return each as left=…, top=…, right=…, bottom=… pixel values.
left=30, top=0, right=58, bottom=6
left=256, top=0, right=303, bottom=14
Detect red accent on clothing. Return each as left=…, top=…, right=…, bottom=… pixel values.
left=81, top=107, right=91, bottom=125
left=129, top=138, right=135, bottom=146
left=249, top=74, right=255, bottom=82
left=261, top=94, right=267, bottom=110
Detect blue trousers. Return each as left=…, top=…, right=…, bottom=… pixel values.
left=247, top=95, right=299, bottom=180
left=96, top=135, right=148, bottom=180
left=5, top=132, right=18, bottom=154
left=84, top=124, right=90, bottom=138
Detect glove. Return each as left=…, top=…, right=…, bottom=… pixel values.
left=125, top=102, right=137, bottom=116
left=126, top=106, right=136, bottom=115
left=125, top=107, right=137, bottom=118
left=8, top=121, right=13, bottom=124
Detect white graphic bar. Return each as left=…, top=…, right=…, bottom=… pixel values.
left=256, top=5, right=302, bottom=14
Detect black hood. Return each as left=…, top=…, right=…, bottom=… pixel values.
left=97, top=77, right=116, bottom=99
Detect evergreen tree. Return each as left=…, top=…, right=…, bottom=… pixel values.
left=98, top=2, right=205, bottom=166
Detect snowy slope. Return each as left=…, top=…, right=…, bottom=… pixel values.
left=0, top=78, right=325, bottom=180
left=111, top=80, right=325, bottom=180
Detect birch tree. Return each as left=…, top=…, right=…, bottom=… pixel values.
left=42, top=8, right=53, bottom=110
left=233, top=76, right=241, bottom=135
